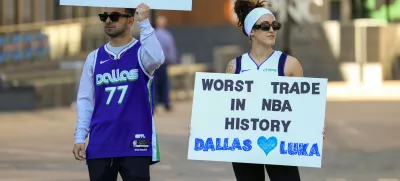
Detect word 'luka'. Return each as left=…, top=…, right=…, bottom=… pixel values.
left=202, top=78, right=321, bottom=94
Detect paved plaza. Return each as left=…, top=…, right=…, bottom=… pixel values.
left=0, top=100, right=399, bottom=181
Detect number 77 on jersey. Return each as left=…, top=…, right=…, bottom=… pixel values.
left=96, top=69, right=139, bottom=106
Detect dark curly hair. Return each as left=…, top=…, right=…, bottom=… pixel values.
left=125, top=8, right=136, bottom=17
left=234, top=0, right=267, bottom=36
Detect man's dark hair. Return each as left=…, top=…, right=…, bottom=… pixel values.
left=125, top=8, right=136, bottom=16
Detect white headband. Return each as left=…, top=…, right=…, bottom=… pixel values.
left=244, top=8, right=275, bottom=37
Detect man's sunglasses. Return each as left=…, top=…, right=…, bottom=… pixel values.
left=253, top=21, right=282, bottom=31
left=99, top=12, right=132, bottom=22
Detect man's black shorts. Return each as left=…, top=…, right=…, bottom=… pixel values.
left=87, top=156, right=151, bottom=181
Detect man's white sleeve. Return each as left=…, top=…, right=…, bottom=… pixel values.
left=137, top=18, right=165, bottom=75
left=74, top=50, right=96, bottom=144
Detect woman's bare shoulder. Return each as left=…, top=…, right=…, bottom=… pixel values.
left=284, top=55, right=303, bottom=77
left=225, top=58, right=237, bottom=74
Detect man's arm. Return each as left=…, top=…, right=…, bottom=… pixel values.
left=138, top=18, right=165, bottom=75
left=74, top=51, right=96, bottom=144
left=134, top=3, right=165, bottom=75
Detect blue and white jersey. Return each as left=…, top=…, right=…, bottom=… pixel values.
left=86, top=40, right=160, bottom=164
left=234, top=50, right=287, bottom=76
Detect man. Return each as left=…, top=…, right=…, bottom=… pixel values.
left=72, top=3, right=165, bottom=181
left=0, top=73, right=4, bottom=89
left=154, top=15, right=178, bottom=112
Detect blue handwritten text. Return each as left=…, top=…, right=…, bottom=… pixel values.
left=279, top=141, right=321, bottom=157
left=194, top=138, right=252, bottom=152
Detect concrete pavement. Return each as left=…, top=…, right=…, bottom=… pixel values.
left=0, top=100, right=399, bottom=181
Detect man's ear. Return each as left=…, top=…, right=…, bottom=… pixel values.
left=128, top=17, right=135, bottom=25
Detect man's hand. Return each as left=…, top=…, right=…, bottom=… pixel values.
left=72, top=143, right=86, bottom=161
left=135, top=3, right=151, bottom=22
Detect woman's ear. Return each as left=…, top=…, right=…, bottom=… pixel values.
left=250, top=29, right=256, bottom=37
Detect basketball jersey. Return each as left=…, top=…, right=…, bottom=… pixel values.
left=86, top=40, right=160, bottom=164
left=234, top=50, right=287, bottom=76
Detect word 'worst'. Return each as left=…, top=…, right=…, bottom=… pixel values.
left=202, top=79, right=254, bottom=92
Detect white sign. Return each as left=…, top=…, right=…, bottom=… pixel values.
left=60, top=0, right=192, bottom=11
left=187, top=72, right=328, bottom=168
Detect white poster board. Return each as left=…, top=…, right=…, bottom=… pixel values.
left=60, top=0, right=192, bottom=11
left=187, top=72, right=328, bottom=168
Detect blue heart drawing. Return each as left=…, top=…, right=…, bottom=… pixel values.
left=257, top=136, right=278, bottom=156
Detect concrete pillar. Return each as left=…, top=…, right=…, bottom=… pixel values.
left=85, top=7, right=92, bottom=17
left=0, top=0, right=5, bottom=25
left=32, top=0, right=39, bottom=22
left=45, top=0, right=54, bottom=21
left=72, top=6, right=80, bottom=18
left=60, top=6, right=68, bottom=19
left=15, top=0, right=23, bottom=24
left=341, top=0, right=352, bottom=23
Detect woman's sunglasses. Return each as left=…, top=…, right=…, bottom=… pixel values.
left=99, top=12, right=132, bottom=22
left=253, top=21, right=282, bottom=31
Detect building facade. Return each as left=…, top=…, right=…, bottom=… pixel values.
left=0, top=0, right=102, bottom=25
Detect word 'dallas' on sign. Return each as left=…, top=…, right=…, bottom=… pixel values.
left=188, top=72, right=328, bottom=168
left=60, top=0, right=192, bottom=11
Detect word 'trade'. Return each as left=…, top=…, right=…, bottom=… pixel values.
left=60, top=0, right=192, bottom=11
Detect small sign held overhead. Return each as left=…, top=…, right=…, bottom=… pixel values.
left=60, top=0, right=192, bottom=11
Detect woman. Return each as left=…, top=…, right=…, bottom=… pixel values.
left=225, top=0, right=323, bottom=180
